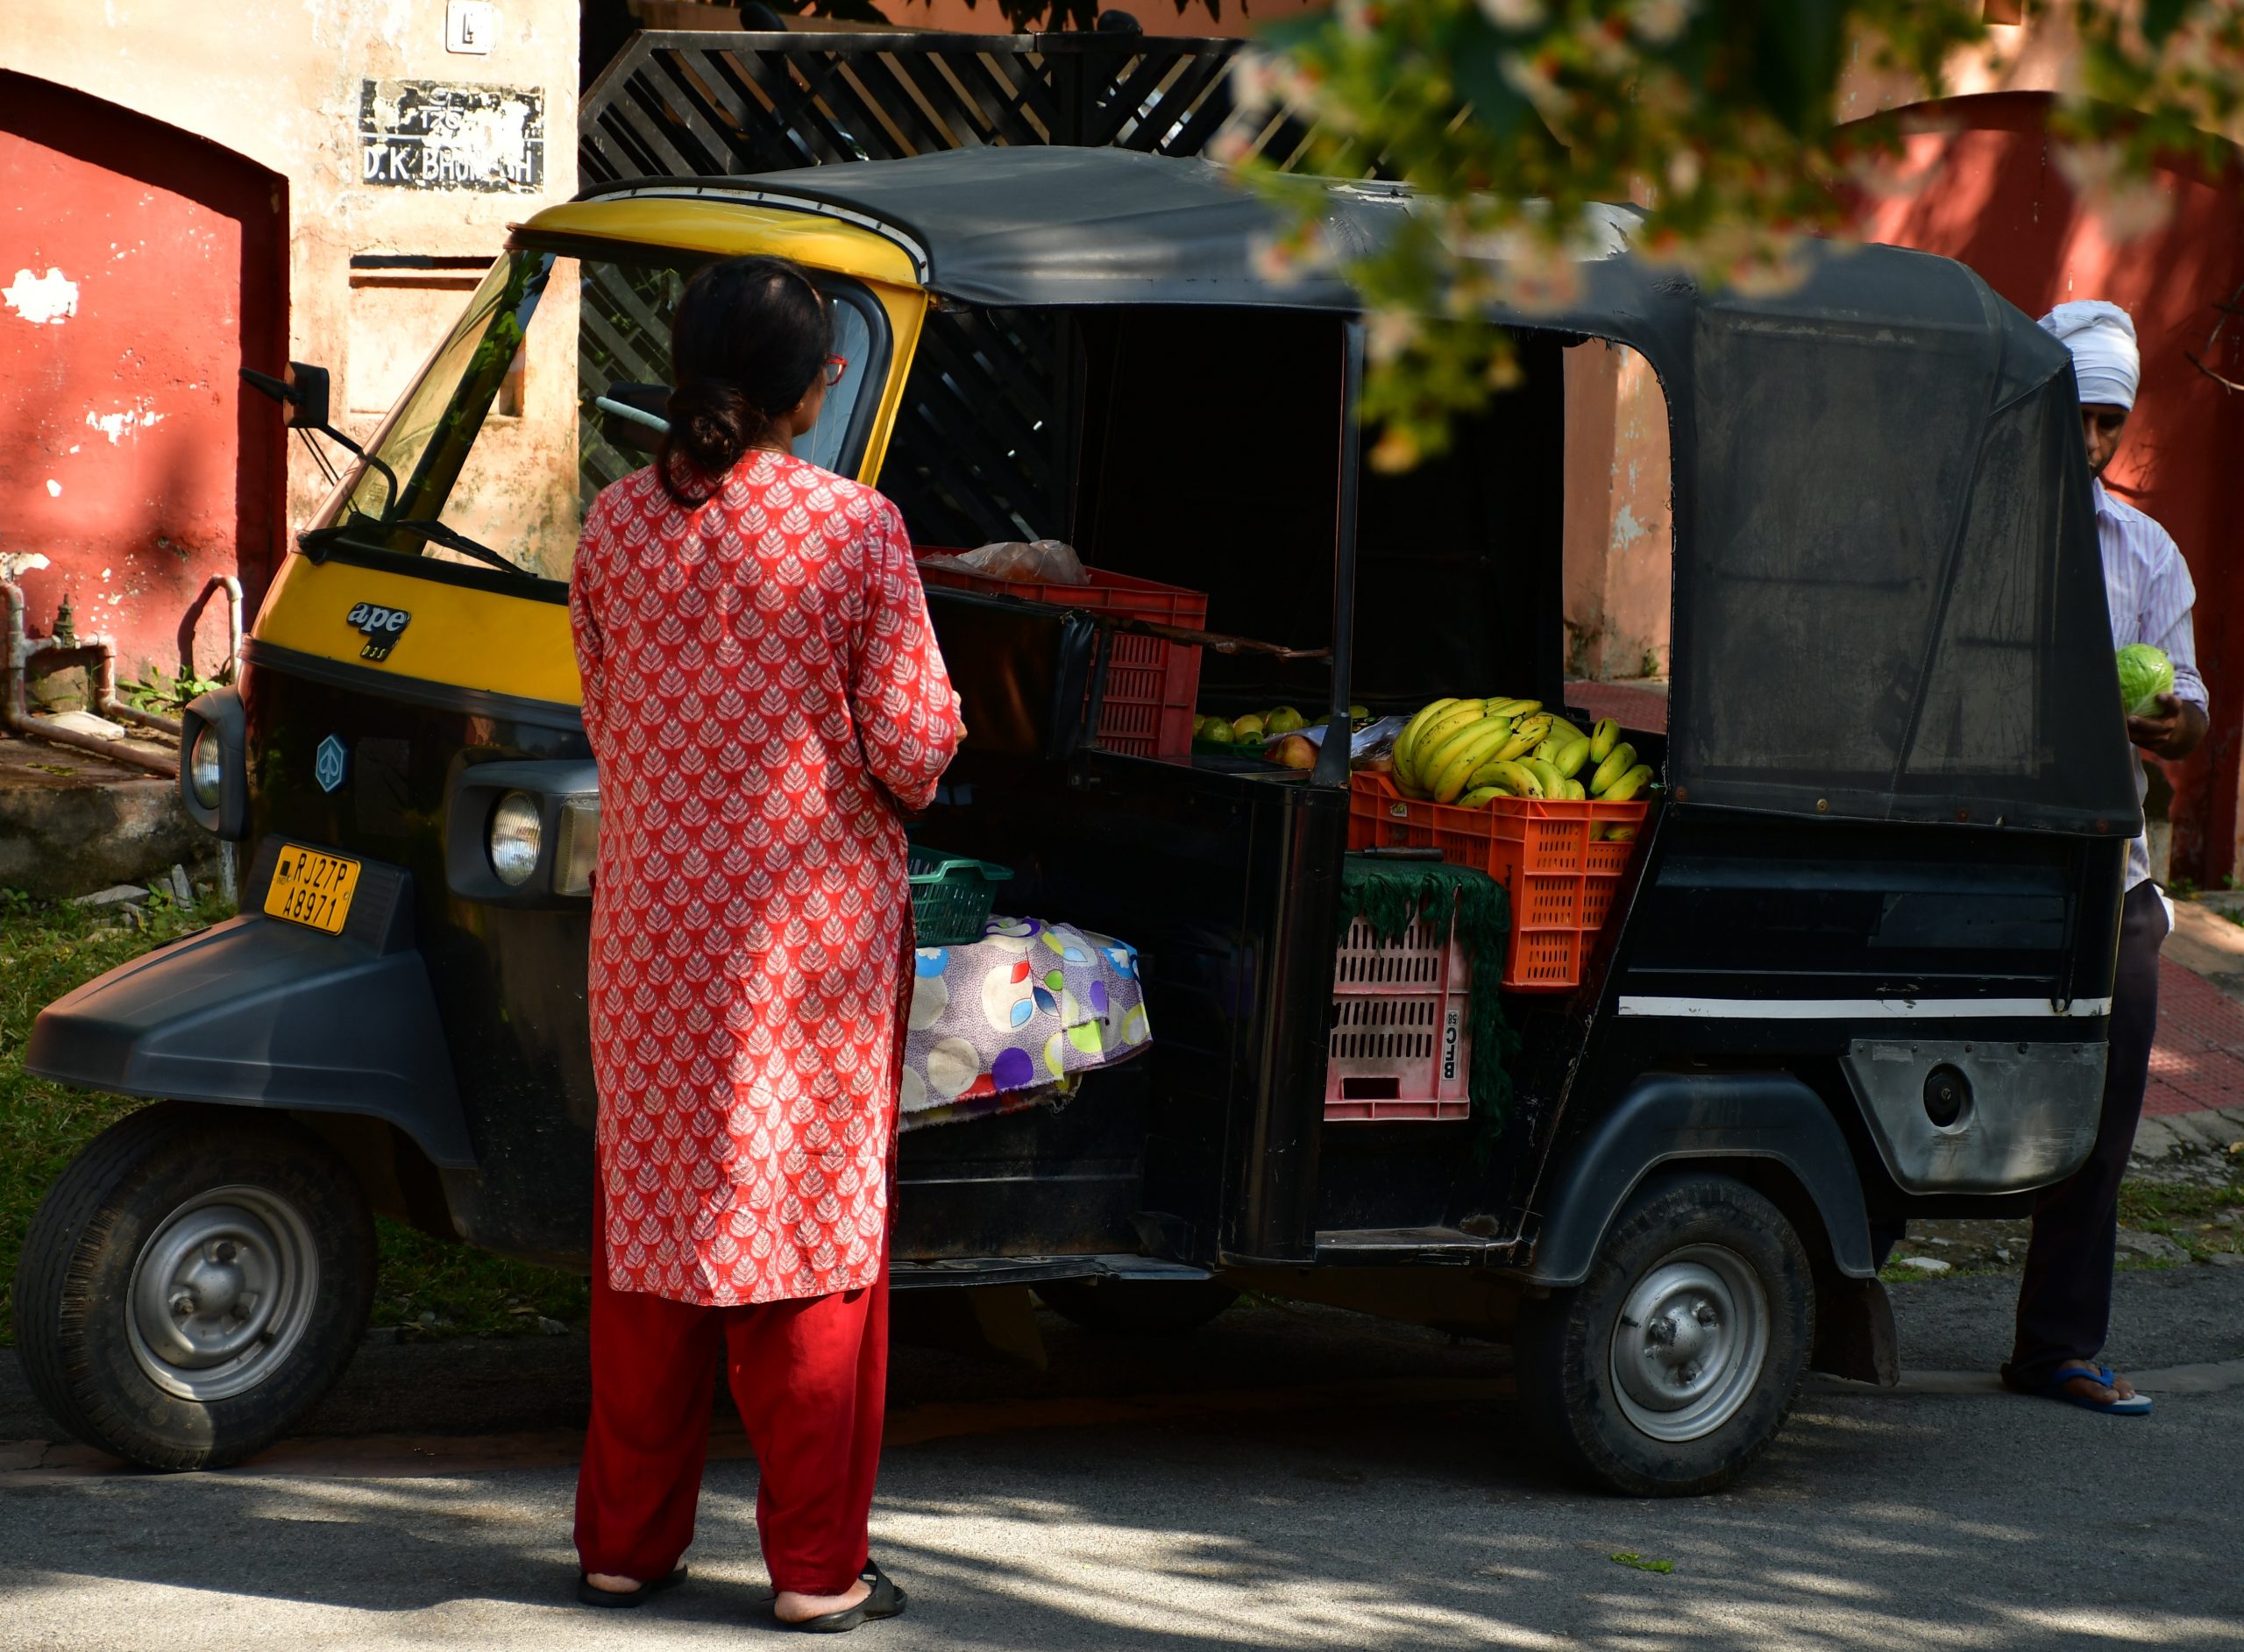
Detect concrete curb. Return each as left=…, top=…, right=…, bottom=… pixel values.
left=1809, top=1356, right=2244, bottom=1399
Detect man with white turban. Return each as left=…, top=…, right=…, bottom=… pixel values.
left=1998, top=299, right=2208, bottom=1416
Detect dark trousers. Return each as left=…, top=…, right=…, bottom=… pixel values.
left=1999, top=879, right=2169, bottom=1390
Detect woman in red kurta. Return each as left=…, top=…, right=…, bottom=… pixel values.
left=568, top=255, right=962, bottom=1630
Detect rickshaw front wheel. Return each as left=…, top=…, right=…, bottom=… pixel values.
left=1514, top=1170, right=1813, bottom=1498
left=13, top=1102, right=374, bottom=1471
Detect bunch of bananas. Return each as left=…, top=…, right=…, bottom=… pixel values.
left=1388, top=698, right=1652, bottom=825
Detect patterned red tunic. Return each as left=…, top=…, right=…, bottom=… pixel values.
left=570, top=452, right=962, bottom=1306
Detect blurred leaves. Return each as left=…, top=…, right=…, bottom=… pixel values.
left=1228, top=0, right=2244, bottom=464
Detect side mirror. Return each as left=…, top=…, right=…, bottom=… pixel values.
left=240, top=361, right=333, bottom=429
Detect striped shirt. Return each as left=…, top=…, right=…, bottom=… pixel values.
left=2097, top=480, right=2206, bottom=890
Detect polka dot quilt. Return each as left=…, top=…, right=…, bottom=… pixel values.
left=900, top=917, right=1152, bottom=1130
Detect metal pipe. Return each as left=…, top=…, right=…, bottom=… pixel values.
left=178, top=573, right=244, bottom=684
left=105, top=697, right=184, bottom=739
left=94, top=644, right=183, bottom=738
left=1312, top=320, right=1365, bottom=790
left=0, top=580, right=179, bottom=776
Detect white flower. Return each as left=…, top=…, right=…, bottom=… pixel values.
left=1499, top=242, right=1584, bottom=313
left=1205, top=124, right=1253, bottom=167
left=1475, top=0, right=1547, bottom=31
left=1500, top=50, right=1570, bottom=120
left=1630, top=0, right=1694, bottom=46
left=1365, top=308, right=1422, bottom=365
left=1250, top=233, right=1302, bottom=286
left=1230, top=50, right=1275, bottom=110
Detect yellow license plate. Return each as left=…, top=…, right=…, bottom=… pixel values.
left=263, top=846, right=362, bottom=934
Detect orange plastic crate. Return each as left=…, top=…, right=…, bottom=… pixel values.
left=1347, top=772, right=1647, bottom=992
left=915, top=557, right=1208, bottom=759
left=1325, top=908, right=1472, bottom=1122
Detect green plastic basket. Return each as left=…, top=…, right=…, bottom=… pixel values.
left=906, top=847, right=1014, bottom=946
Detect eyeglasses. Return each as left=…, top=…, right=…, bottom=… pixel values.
left=821, top=355, right=849, bottom=387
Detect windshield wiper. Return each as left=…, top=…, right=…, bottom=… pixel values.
left=299, top=516, right=538, bottom=581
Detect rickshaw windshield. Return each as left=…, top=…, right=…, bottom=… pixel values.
left=323, top=244, right=885, bottom=582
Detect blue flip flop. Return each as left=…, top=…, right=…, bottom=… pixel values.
left=2043, top=1364, right=2153, bottom=1415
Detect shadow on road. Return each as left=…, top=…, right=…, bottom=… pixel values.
left=4, top=1276, right=2243, bottom=1648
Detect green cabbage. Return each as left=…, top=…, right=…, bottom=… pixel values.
left=2115, top=644, right=2175, bottom=717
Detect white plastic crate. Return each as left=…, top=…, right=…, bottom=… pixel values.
left=1324, top=907, right=1472, bottom=1123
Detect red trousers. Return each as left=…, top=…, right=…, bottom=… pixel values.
left=574, top=1227, right=890, bottom=1595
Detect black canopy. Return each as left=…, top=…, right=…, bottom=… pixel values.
left=1535, top=245, right=2138, bottom=840
left=583, top=148, right=2138, bottom=839
left=586, top=146, right=1400, bottom=308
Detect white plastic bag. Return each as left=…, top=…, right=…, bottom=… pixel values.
left=922, top=539, right=1089, bottom=585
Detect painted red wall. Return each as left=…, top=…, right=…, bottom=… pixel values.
left=1849, top=90, right=2244, bottom=883
left=0, top=75, right=287, bottom=686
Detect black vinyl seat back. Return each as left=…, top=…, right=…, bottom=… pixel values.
left=922, top=586, right=1097, bottom=762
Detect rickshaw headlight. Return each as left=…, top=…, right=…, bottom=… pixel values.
left=488, top=791, right=543, bottom=887
left=188, top=727, right=224, bottom=811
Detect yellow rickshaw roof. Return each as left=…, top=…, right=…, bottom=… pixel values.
left=514, top=195, right=924, bottom=288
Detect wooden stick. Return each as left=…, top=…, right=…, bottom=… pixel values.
left=1090, top=612, right=1333, bottom=663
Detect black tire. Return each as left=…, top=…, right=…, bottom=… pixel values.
left=1033, top=1276, right=1239, bottom=1336
left=1515, top=1171, right=1813, bottom=1497
left=13, top=1103, right=374, bottom=1471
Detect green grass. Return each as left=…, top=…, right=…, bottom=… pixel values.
left=1, top=887, right=585, bottom=1344
left=371, top=1220, right=586, bottom=1337
left=2119, top=1175, right=2244, bottom=1265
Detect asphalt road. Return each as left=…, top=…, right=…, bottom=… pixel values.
left=5, top=1266, right=2243, bottom=1651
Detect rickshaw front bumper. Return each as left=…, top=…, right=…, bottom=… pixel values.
left=25, top=854, right=473, bottom=1169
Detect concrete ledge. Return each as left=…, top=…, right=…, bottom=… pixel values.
left=0, top=735, right=215, bottom=899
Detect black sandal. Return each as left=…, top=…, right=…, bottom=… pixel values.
left=783, top=1560, right=908, bottom=1634
left=576, top=1564, right=687, bottom=1607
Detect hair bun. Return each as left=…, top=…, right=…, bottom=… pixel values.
left=664, top=378, right=753, bottom=494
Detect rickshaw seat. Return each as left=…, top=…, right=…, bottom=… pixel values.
left=921, top=585, right=1097, bottom=762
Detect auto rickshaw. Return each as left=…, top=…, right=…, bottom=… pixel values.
left=18, top=146, right=2139, bottom=1496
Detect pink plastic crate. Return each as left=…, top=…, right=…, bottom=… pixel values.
left=1324, top=906, right=1473, bottom=1123
left=915, top=555, right=1207, bottom=759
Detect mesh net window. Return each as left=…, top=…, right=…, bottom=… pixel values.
left=1670, top=258, right=2138, bottom=834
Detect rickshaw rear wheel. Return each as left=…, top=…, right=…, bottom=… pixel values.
left=13, top=1102, right=374, bottom=1471
left=1514, top=1170, right=1812, bottom=1498
left=1034, top=1276, right=1239, bottom=1336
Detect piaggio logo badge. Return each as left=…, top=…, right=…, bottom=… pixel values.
left=347, top=601, right=412, bottom=663
left=315, top=734, right=347, bottom=794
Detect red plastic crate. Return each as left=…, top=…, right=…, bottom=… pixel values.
left=1325, top=907, right=1472, bottom=1123
left=1347, top=773, right=1647, bottom=992
left=915, top=556, right=1208, bottom=759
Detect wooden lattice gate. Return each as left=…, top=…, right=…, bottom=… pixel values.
left=578, top=31, right=1303, bottom=542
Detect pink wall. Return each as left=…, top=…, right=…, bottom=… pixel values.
left=1848, top=91, right=2244, bottom=884
left=0, top=76, right=288, bottom=687
left=1562, top=341, right=1672, bottom=683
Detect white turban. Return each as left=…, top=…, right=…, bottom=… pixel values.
left=2038, top=299, right=2140, bottom=409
